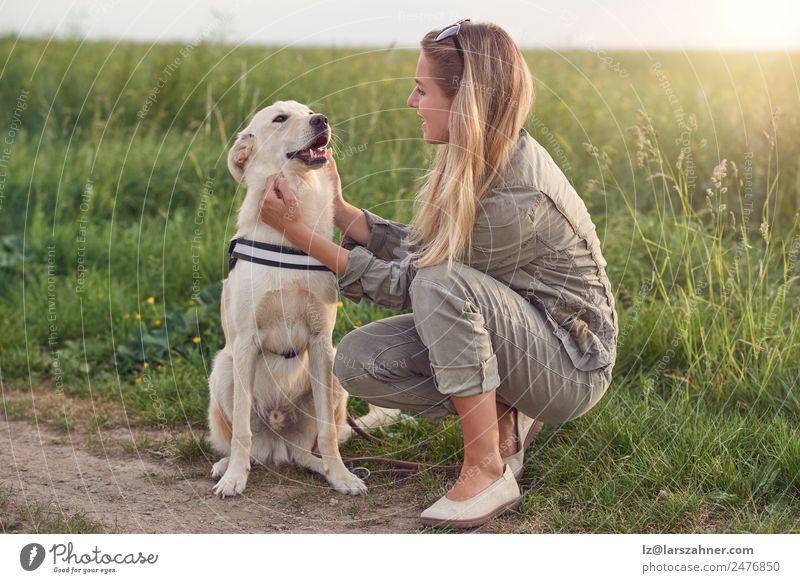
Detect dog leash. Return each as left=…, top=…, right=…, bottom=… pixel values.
left=341, top=415, right=463, bottom=479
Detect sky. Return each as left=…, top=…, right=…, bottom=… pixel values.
left=2, top=0, right=799, bottom=51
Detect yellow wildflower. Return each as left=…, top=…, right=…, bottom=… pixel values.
left=192, top=336, right=201, bottom=344
left=134, top=313, right=141, bottom=320
left=153, top=319, right=161, bottom=327
left=147, top=297, right=156, bottom=304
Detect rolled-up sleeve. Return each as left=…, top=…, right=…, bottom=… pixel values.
left=354, top=207, right=419, bottom=261
left=337, top=208, right=419, bottom=309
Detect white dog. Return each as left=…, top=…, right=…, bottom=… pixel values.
left=207, top=100, right=387, bottom=497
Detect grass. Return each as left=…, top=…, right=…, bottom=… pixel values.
left=0, top=35, right=798, bottom=532
left=0, top=493, right=106, bottom=534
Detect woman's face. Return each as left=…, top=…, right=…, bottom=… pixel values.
left=407, top=51, right=453, bottom=144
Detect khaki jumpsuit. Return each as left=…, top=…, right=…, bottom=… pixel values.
left=333, top=128, right=618, bottom=424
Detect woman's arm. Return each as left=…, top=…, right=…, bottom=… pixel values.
left=324, top=149, right=415, bottom=260
left=259, top=169, right=417, bottom=310
left=341, top=205, right=421, bottom=263
left=285, top=221, right=415, bottom=310
left=333, top=199, right=371, bottom=247
left=324, top=150, right=371, bottom=247
left=285, top=222, right=351, bottom=277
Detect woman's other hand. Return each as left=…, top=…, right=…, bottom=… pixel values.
left=324, top=149, right=345, bottom=207
left=258, top=173, right=304, bottom=235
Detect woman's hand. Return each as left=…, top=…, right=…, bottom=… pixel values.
left=258, top=173, right=305, bottom=236
left=323, top=149, right=345, bottom=207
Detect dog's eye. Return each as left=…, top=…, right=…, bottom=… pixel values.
left=272, top=114, right=288, bottom=123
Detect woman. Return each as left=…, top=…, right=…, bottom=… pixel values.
left=258, top=19, right=618, bottom=528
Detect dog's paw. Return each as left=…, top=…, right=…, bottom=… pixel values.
left=336, top=424, right=354, bottom=444
left=211, top=457, right=229, bottom=479
left=213, top=467, right=249, bottom=498
left=328, top=469, right=368, bottom=496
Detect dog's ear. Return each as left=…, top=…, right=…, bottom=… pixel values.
left=227, top=132, right=255, bottom=183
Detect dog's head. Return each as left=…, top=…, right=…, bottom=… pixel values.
left=227, top=100, right=330, bottom=183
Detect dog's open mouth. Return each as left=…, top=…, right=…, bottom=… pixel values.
left=286, top=132, right=329, bottom=167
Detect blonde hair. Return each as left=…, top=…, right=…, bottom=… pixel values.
left=406, top=21, right=535, bottom=269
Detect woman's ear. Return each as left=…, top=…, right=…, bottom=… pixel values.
left=227, top=132, right=255, bottom=183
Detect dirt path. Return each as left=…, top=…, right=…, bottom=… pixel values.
left=0, top=417, right=428, bottom=533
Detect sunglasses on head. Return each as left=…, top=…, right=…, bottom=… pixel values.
left=434, top=18, right=469, bottom=67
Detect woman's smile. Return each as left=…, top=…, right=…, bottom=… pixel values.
left=406, top=51, right=453, bottom=144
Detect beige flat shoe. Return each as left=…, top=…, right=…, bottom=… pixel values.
left=419, top=463, right=521, bottom=529
left=501, top=409, right=544, bottom=480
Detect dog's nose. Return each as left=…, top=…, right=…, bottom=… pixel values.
left=309, top=114, right=328, bottom=128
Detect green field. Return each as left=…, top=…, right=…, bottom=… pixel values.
left=1, top=36, right=798, bottom=532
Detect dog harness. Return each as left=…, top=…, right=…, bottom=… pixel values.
left=228, top=237, right=334, bottom=273
left=228, top=237, right=334, bottom=359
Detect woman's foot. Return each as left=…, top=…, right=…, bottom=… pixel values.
left=446, top=455, right=505, bottom=501
left=420, top=464, right=521, bottom=528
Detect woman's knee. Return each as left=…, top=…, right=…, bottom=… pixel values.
left=413, top=262, right=457, bottom=285
left=333, top=328, right=372, bottom=384
left=410, top=263, right=464, bottom=301
left=409, top=263, right=467, bottom=327
left=409, top=261, right=492, bottom=319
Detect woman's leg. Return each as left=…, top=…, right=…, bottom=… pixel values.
left=334, top=313, right=509, bottom=498
left=334, top=313, right=458, bottom=422
left=407, top=261, right=611, bottom=495
left=447, top=391, right=504, bottom=500
left=336, top=260, right=611, bottom=500
left=407, top=263, right=512, bottom=499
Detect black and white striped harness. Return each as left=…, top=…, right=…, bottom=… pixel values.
left=228, top=237, right=334, bottom=273
left=227, top=237, right=334, bottom=359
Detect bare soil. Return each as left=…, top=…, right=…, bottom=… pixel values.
left=0, top=414, right=439, bottom=533
left=0, top=382, right=544, bottom=534
left=0, top=378, right=438, bottom=534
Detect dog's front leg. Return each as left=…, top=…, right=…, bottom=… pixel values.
left=307, top=334, right=367, bottom=495
left=213, top=336, right=257, bottom=498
